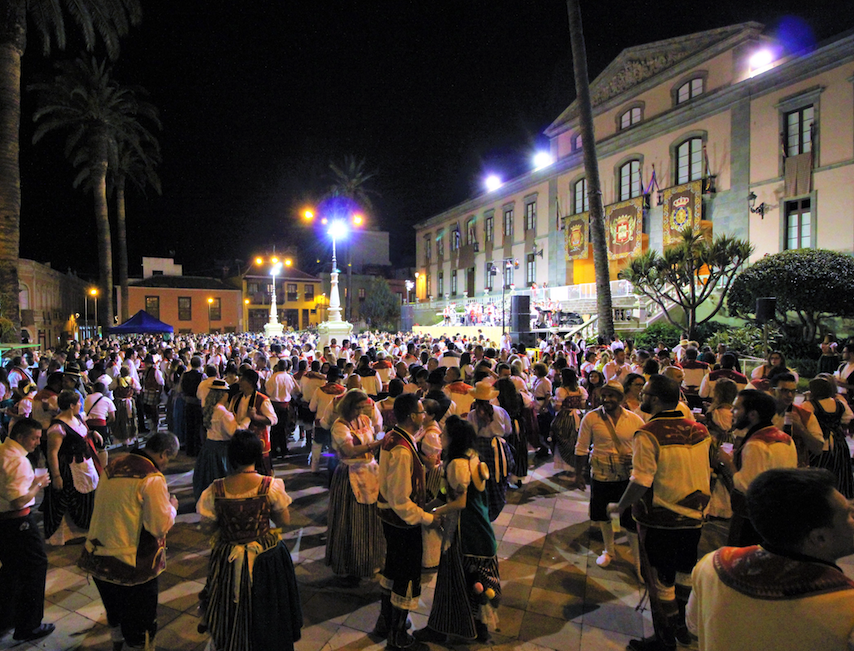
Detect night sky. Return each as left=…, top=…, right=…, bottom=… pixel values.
left=17, top=0, right=854, bottom=281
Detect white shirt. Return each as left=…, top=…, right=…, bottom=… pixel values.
left=83, top=394, right=116, bottom=421
left=378, top=431, right=434, bottom=526
left=196, top=477, right=292, bottom=520
left=0, top=437, right=36, bottom=511
left=265, top=371, right=297, bottom=403
left=207, top=405, right=239, bottom=441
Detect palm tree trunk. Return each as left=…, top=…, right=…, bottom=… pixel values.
left=116, top=175, right=129, bottom=322
left=0, top=8, right=25, bottom=341
left=566, top=0, right=614, bottom=339
left=93, top=156, right=115, bottom=330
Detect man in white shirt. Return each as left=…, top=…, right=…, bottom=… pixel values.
left=266, top=360, right=298, bottom=458
left=603, top=347, right=631, bottom=384
left=0, top=418, right=54, bottom=642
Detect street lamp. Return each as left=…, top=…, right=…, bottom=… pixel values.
left=207, top=297, right=213, bottom=333
left=88, top=288, right=99, bottom=337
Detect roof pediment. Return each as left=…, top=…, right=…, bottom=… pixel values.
left=546, top=22, right=764, bottom=136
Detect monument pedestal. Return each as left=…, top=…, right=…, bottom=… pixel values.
left=263, top=321, right=284, bottom=338
left=316, top=319, right=353, bottom=350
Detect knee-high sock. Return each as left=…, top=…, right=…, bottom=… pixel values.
left=598, top=521, right=615, bottom=555
left=626, top=531, right=641, bottom=578
left=310, top=442, right=323, bottom=472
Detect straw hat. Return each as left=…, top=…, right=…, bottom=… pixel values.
left=210, top=378, right=229, bottom=391
left=468, top=380, right=498, bottom=401
left=469, top=454, right=490, bottom=492
left=600, top=380, right=625, bottom=397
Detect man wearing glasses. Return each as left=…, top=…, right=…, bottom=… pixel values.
left=609, top=375, right=715, bottom=651
left=771, top=373, right=823, bottom=467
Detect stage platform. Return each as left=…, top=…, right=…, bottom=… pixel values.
left=411, top=324, right=571, bottom=345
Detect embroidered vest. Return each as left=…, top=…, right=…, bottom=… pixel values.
left=77, top=454, right=167, bottom=586
left=714, top=545, right=854, bottom=599
left=378, top=426, right=426, bottom=528
left=213, top=476, right=273, bottom=544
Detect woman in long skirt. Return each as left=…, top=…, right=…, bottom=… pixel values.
left=197, top=431, right=302, bottom=651
left=326, top=389, right=386, bottom=581
left=414, top=416, right=501, bottom=645
left=494, top=378, right=528, bottom=484
left=550, top=368, right=587, bottom=471
left=193, top=380, right=238, bottom=502
left=41, top=390, right=102, bottom=544
left=804, top=376, right=854, bottom=498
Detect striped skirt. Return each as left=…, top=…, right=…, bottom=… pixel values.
left=325, top=463, right=386, bottom=577
left=204, top=532, right=302, bottom=651
left=427, top=530, right=477, bottom=639
left=551, top=408, right=580, bottom=470
left=811, top=433, right=854, bottom=498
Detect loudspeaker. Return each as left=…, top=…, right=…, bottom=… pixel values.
left=511, top=295, right=531, bottom=332
left=511, top=331, right=538, bottom=349
left=755, top=297, right=777, bottom=324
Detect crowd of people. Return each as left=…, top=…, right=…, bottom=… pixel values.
left=0, top=328, right=852, bottom=650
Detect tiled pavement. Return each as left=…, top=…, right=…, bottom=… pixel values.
left=3, top=440, right=853, bottom=651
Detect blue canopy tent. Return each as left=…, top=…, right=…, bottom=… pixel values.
left=110, top=310, right=174, bottom=336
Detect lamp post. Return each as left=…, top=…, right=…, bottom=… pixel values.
left=316, top=219, right=354, bottom=348
left=207, top=297, right=213, bottom=333
left=89, top=288, right=99, bottom=337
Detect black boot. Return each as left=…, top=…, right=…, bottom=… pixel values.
left=371, top=592, right=392, bottom=639
left=386, top=606, right=428, bottom=651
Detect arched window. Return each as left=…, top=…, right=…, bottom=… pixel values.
left=620, top=107, right=642, bottom=130
left=676, top=138, right=703, bottom=184
left=18, top=282, right=30, bottom=310
left=677, top=77, right=704, bottom=104
left=618, top=160, right=642, bottom=202
left=573, top=178, right=588, bottom=214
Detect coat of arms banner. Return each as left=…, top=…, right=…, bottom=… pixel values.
left=604, top=197, right=644, bottom=260
left=662, top=180, right=703, bottom=246
left=563, top=213, right=589, bottom=261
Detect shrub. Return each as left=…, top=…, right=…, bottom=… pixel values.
left=706, top=323, right=782, bottom=358
left=634, top=322, right=682, bottom=351
left=789, top=358, right=818, bottom=380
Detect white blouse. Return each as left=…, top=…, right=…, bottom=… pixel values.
left=206, top=405, right=239, bottom=441
left=196, top=477, right=292, bottom=520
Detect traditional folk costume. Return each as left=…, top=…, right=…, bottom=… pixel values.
left=78, top=452, right=176, bottom=649
left=687, top=545, right=854, bottom=651
left=728, top=425, right=797, bottom=547
left=426, top=452, right=500, bottom=641
left=808, top=398, right=854, bottom=498
left=193, top=404, right=239, bottom=502
left=308, top=381, right=346, bottom=472
left=229, top=390, right=277, bottom=475
left=377, top=425, right=434, bottom=649
left=551, top=387, right=587, bottom=470
left=326, top=414, right=385, bottom=578
left=41, top=417, right=101, bottom=545
left=631, top=411, right=713, bottom=648
left=197, top=477, right=302, bottom=651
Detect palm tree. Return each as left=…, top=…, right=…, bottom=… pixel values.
left=566, top=0, right=614, bottom=339
left=31, top=56, right=149, bottom=329
left=327, top=155, right=379, bottom=321
left=0, top=0, right=140, bottom=340
left=113, top=109, right=162, bottom=322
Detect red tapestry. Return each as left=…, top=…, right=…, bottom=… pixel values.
left=563, top=213, right=589, bottom=260
left=605, top=197, right=644, bottom=260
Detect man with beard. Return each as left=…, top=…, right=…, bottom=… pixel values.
left=574, top=381, right=644, bottom=573
left=609, top=374, right=715, bottom=651
left=719, top=389, right=797, bottom=547
left=771, top=373, right=823, bottom=467
left=687, top=468, right=854, bottom=650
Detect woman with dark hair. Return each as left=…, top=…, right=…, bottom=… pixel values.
left=325, top=389, right=385, bottom=582
left=459, top=352, right=474, bottom=384
left=41, top=389, right=102, bottom=544
left=193, top=379, right=238, bottom=502
left=802, top=375, right=854, bottom=498
left=466, top=382, right=514, bottom=521
left=197, top=430, right=302, bottom=651
left=414, top=416, right=500, bottom=645
left=582, top=369, right=606, bottom=410
left=551, top=368, right=587, bottom=471
left=642, top=358, right=660, bottom=380
left=622, top=372, right=645, bottom=417
left=751, top=350, right=798, bottom=384
left=494, top=378, right=528, bottom=485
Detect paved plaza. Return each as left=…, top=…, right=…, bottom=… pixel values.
left=3, top=441, right=853, bottom=651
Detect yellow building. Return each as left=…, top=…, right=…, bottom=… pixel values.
left=239, top=267, right=324, bottom=332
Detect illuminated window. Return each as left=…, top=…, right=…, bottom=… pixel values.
left=209, top=298, right=221, bottom=321
left=451, top=270, right=458, bottom=295
left=145, top=296, right=160, bottom=320
left=304, top=284, right=314, bottom=301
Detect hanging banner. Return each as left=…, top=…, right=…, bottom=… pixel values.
left=563, top=213, right=589, bottom=260
left=662, top=180, right=703, bottom=246
left=605, top=196, right=644, bottom=260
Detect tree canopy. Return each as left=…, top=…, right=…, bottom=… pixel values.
left=619, top=227, right=753, bottom=339
left=359, top=278, right=400, bottom=331
left=728, top=248, right=854, bottom=342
